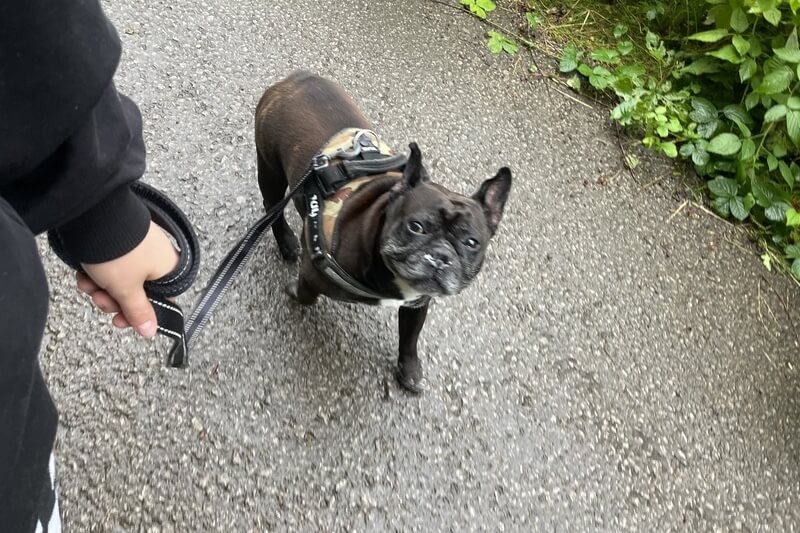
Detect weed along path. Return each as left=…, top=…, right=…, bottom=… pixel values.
left=40, top=0, right=800, bottom=530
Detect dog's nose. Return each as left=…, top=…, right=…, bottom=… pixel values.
left=425, top=251, right=454, bottom=270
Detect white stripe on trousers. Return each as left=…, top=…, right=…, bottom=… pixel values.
left=33, top=453, right=61, bottom=533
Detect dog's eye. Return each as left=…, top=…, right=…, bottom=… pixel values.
left=408, top=221, right=425, bottom=234
left=464, top=238, right=479, bottom=249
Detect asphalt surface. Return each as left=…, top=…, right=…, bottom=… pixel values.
left=38, top=0, right=800, bottom=531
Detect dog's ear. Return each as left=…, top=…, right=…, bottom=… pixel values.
left=472, top=167, right=512, bottom=235
left=402, top=142, right=430, bottom=188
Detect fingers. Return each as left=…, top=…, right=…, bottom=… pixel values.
left=77, top=272, right=155, bottom=338
left=76, top=272, right=101, bottom=294
left=78, top=272, right=123, bottom=317
left=78, top=280, right=130, bottom=329
left=90, top=291, right=121, bottom=314
left=112, top=314, right=131, bottom=329
left=107, top=285, right=158, bottom=338
left=77, top=221, right=180, bottom=340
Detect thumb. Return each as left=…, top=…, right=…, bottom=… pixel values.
left=112, top=286, right=158, bottom=338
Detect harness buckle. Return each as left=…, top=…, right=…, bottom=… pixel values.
left=334, top=129, right=380, bottom=160
left=353, top=129, right=380, bottom=152
left=312, top=154, right=330, bottom=170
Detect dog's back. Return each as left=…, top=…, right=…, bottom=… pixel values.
left=255, top=71, right=371, bottom=186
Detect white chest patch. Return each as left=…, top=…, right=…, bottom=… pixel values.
left=379, top=278, right=428, bottom=307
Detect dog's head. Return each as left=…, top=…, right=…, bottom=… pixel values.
left=380, top=143, right=512, bottom=297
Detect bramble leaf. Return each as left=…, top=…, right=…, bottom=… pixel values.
left=786, top=244, right=800, bottom=259
left=707, top=133, right=742, bottom=155
left=688, top=29, right=729, bottom=42
left=740, top=138, right=756, bottom=160
left=723, top=104, right=753, bottom=126
left=730, top=8, right=749, bottom=32
left=733, top=35, right=751, bottom=55
left=708, top=177, right=738, bottom=197
left=787, top=110, right=800, bottom=145
left=617, top=41, right=634, bottom=55
left=786, top=208, right=800, bottom=226
left=792, top=258, right=800, bottom=278
left=690, top=98, right=717, bottom=123
left=660, top=142, right=678, bottom=157
left=764, top=104, right=788, bottom=122
left=590, top=48, right=620, bottom=64
left=730, top=196, right=749, bottom=220
left=708, top=45, right=742, bottom=64
left=774, top=48, right=800, bottom=63
left=526, top=12, right=541, bottom=29
left=739, top=59, right=757, bottom=81
left=560, top=44, right=580, bottom=72
left=758, top=68, right=793, bottom=94
left=764, top=7, right=782, bottom=26
left=745, top=91, right=760, bottom=110
left=566, top=75, right=581, bottom=91
left=766, top=202, right=790, bottom=221
left=684, top=57, right=721, bottom=75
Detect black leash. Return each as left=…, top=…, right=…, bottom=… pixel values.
left=50, top=132, right=406, bottom=368
left=168, top=164, right=316, bottom=363
left=49, top=181, right=201, bottom=367
left=48, top=170, right=308, bottom=368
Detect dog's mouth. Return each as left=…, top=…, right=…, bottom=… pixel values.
left=382, top=253, right=464, bottom=297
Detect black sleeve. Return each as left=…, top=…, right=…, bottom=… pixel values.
left=0, top=0, right=122, bottom=180
left=0, top=0, right=152, bottom=263
left=18, top=83, right=153, bottom=263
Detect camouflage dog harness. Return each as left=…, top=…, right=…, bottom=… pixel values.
left=304, top=128, right=408, bottom=299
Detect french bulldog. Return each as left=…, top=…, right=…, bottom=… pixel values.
left=255, top=71, right=511, bottom=392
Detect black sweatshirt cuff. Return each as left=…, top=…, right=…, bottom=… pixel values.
left=55, top=185, right=151, bottom=264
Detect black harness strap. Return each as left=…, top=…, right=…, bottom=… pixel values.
left=303, top=137, right=407, bottom=301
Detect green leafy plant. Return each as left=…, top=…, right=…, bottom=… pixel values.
left=460, top=0, right=496, bottom=20
left=526, top=11, right=542, bottom=30
left=457, top=0, right=527, bottom=57
left=559, top=0, right=800, bottom=280
left=487, top=30, right=518, bottom=55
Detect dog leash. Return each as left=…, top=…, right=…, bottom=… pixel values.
left=50, top=132, right=405, bottom=367
left=49, top=173, right=305, bottom=368
left=169, top=164, right=317, bottom=363
left=48, top=181, right=201, bottom=367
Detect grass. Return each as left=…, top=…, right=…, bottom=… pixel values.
left=521, top=0, right=705, bottom=75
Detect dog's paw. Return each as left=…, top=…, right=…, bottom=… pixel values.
left=396, top=360, right=426, bottom=394
left=284, top=281, right=300, bottom=301
left=284, top=280, right=318, bottom=305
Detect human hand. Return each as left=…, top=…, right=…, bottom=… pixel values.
left=76, top=221, right=180, bottom=338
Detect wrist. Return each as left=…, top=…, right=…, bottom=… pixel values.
left=53, top=185, right=151, bottom=264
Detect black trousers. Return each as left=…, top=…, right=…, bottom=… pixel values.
left=0, top=197, right=60, bottom=532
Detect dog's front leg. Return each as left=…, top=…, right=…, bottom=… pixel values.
left=284, top=256, right=319, bottom=305
left=397, top=302, right=429, bottom=393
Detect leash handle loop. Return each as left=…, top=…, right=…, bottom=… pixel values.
left=47, top=181, right=200, bottom=368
